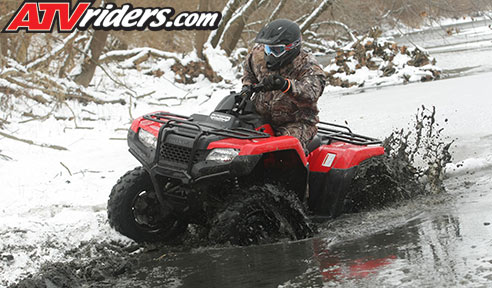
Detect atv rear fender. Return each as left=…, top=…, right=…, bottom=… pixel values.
left=307, top=142, right=385, bottom=217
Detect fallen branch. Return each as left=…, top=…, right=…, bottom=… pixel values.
left=0, top=152, right=13, bottom=161
left=268, top=0, right=285, bottom=22
left=0, top=117, right=9, bottom=129
left=26, top=32, right=79, bottom=71
left=311, top=20, right=357, bottom=42
left=0, top=80, right=50, bottom=104
left=300, top=0, right=335, bottom=33
left=136, top=91, right=155, bottom=99
left=60, top=162, right=72, bottom=176
left=99, top=48, right=180, bottom=64
left=0, top=130, right=68, bottom=151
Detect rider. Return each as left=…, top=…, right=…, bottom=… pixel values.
left=242, top=19, right=326, bottom=149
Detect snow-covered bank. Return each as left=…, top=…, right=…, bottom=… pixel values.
left=389, top=14, right=492, bottom=77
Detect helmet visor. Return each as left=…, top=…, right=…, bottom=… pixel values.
left=264, top=39, right=301, bottom=58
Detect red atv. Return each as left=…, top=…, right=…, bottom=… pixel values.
left=108, top=85, right=384, bottom=245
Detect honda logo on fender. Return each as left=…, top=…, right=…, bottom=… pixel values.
left=2, top=1, right=222, bottom=33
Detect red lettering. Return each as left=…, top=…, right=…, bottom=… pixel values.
left=39, top=2, right=92, bottom=32
left=2, top=1, right=92, bottom=33
left=4, top=3, right=41, bottom=32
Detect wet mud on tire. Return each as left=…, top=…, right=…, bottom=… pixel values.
left=208, top=183, right=314, bottom=246
left=343, top=155, right=423, bottom=213
left=107, top=167, right=187, bottom=243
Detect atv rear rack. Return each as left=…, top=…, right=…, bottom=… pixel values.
left=317, top=121, right=382, bottom=146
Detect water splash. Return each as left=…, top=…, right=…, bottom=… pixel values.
left=346, top=106, right=453, bottom=212
left=384, top=105, right=453, bottom=194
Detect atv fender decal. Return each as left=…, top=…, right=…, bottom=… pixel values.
left=309, top=143, right=384, bottom=172
left=321, top=153, right=336, bottom=168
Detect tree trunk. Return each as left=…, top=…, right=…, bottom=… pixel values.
left=73, top=29, right=109, bottom=87
left=195, top=0, right=210, bottom=59
left=300, top=0, right=335, bottom=33
left=73, top=0, right=113, bottom=87
left=219, top=0, right=269, bottom=56
left=15, top=32, right=31, bottom=64
left=207, top=0, right=242, bottom=48
left=268, top=0, right=286, bottom=22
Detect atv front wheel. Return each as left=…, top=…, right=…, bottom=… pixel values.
left=108, top=167, right=187, bottom=243
left=209, top=183, right=313, bottom=246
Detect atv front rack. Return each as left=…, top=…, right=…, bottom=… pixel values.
left=317, top=121, right=382, bottom=146
left=143, top=112, right=270, bottom=181
left=143, top=112, right=270, bottom=140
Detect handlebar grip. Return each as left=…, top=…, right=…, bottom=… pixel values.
left=252, top=83, right=264, bottom=93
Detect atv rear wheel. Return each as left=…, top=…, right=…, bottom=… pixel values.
left=108, top=167, right=187, bottom=243
left=209, top=183, right=313, bottom=246
left=344, top=155, right=419, bottom=213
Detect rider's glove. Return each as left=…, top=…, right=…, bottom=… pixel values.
left=240, top=85, right=253, bottom=96
left=262, top=75, right=291, bottom=93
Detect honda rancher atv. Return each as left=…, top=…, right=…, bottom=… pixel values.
left=108, top=84, right=384, bottom=245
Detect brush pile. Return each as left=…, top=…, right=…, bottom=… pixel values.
left=324, top=29, right=441, bottom=88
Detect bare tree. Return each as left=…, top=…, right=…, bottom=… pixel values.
left=72, top=30, right=110, bottom=87
left=207, top=0, right=243, bottom=49
left=219, top=0, right=270, bottom=55
left=195, top=0, right=210, bottom=59
left=300, top=0, right=335, bottom=33
left=268, top=0, right=286, bottom=22
left=72, top=0, right=115, bottom=87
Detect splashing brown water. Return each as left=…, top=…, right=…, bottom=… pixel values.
left=345, top=106, right=453, bottom=212
left=383, top=105, right=453, bottom=193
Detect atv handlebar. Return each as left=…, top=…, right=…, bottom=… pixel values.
left=236, top=83, right=264, bottom=114
left=240, top=83, right=265, bottom=98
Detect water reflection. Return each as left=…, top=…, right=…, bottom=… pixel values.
left=310, top=212, right=475, bottom=286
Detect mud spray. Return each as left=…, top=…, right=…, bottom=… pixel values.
left=12, top=106, right=454, bottom=287
left=345, top=105, right=453, bottom=212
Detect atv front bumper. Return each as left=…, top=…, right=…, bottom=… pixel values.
left=128, top=129, right=262, bottom=184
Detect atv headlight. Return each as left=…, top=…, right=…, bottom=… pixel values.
left=206, top=148, right=239, bottom=162
left=138, top=129, right=157, bottom=149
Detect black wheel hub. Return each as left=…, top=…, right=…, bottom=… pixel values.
left=132, top=189, right=174, bottom=232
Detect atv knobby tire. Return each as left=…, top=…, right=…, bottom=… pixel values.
left=344, top=155, right=419, bottom=213
left=108, top=167, right=187, bottom=243
left=209, top=183, right=313, bottom=246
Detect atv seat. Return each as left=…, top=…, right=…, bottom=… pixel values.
left=305, top=135, right=321, bottom=155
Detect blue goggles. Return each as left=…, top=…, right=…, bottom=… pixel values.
left=264, top=39, right=301, bottom=57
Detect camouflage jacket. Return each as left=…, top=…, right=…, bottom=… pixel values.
left=242, top=44, right=326, bottom=128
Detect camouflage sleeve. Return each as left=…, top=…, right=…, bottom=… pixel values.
left=241, top=50, right=259, bottom=86
left=288, top=61, right=326, bottom=102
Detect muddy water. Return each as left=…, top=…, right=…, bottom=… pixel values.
left=115, top=168, right=491, bottom=288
